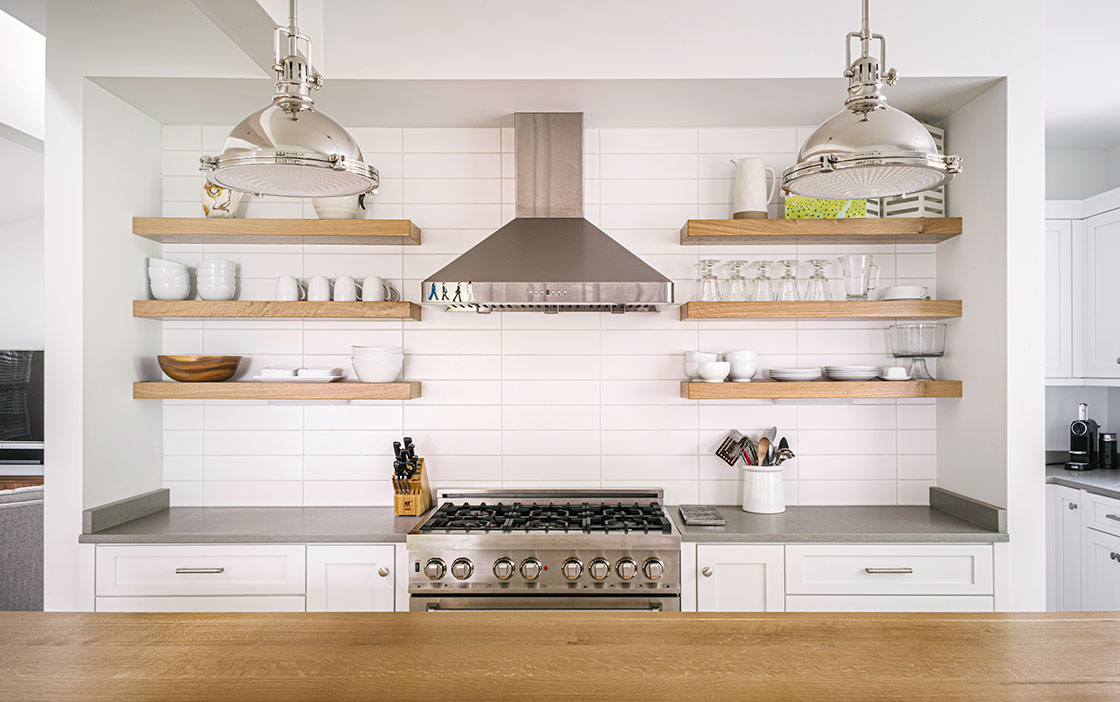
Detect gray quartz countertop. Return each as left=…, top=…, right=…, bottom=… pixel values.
left=1047, top=463, right=1120, bottom=501
left=669, top=505, right=1008, bottom=543
left=79, top=506, right=424, bottom=544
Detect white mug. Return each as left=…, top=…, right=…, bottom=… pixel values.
left=333, top=275, right=359, bottom=302
left=275, top=275, right=304, bottom=301
left=361, top=276, right=387, bottom=302
left=730, top=157, right=777, bottom=219
left=307, top=275, right=331, bottom=302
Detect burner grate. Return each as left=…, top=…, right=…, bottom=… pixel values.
left=420, top=500, right=672, bottom=534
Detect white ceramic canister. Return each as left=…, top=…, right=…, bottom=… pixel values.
left=741, top=464, right=785, bottom=514
left=730, top=157, right=777, bottom=219
left=201, top=182, right=243, bottom=218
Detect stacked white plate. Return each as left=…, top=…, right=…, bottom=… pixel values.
left=769, top=368, right=822, bottom=382
left=825, top=365, right=879, bottom=381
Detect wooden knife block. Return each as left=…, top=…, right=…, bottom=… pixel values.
left=394, top=457, right=431, bottom=516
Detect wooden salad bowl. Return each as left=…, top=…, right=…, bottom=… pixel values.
left=157, top=355, right=242, bottom=382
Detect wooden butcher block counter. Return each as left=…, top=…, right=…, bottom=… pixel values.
left=2, top=612, right=1119, bottom=701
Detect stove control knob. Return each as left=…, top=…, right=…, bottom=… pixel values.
left=423, top=558, right=446, bottom=580
left=643, top=558, right=665, bottom=581
left=561, top=559, right=583, bottom=580
left=520, top=558, right=542, bottom=581
left=493, top=558, right=515, bottom=580
left=616, top=558, right=638, bottom=581
left=450, top=558, right=474, bottom=580
left=588, top=558, right=611, bottom=581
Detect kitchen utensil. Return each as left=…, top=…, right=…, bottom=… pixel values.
left=158, top=355, right=242, bottom=382
left=696, top=361, right=730, bottom=382
left=742, top=464, right=785, bottom=514
left=774, top=448, right=796, bottom=465
left=275, top=275, right=305, bottom=301
left=776, top=259, right=800, bottom=301
left=730, top=157, right=777, bottom=219
left=716, top=430, right=745, bottom=467
left=333, top=275, right=359, bottom=302
left=307, top=275, right=331, bottom=302
left=838, top=254, right=880, bottom=300
left=741, top=436, right=758, bottom=466
left=763, top=427, right=777, bottom=465
left=805, top=259, right=833, bottom=301
left=394, top=456, right=431, bottom=516
left=678, top=505, right=727, bottom=526
left=756, top=437, right=771, bottom=467
left=889, top=323, right=947, bottom=380
left=882, top=285, right=929, bottom=300
left=393, top=441, right=403, bottom=460
left=778, top=437, right=789, bottom=452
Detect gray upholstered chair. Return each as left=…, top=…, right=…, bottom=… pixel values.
left=0, top=485, right=44, bottom=610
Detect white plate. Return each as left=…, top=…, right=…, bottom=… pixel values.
left=253, top=376, right=344, bottom=383
left=825, top=366, right=878, bottom=372
left=878, top=374, right=913, bottom=381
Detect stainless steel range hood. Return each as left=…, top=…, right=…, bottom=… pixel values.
left=421, top=113, right=673, bottom=313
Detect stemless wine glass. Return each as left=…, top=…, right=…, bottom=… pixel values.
left=805, top=259, right=833, bottom=301
left=776, top=259, right=800, bottom=301
left=725, top=260, right=750, bottom=301
left=750, top=261, right=775, bottom=301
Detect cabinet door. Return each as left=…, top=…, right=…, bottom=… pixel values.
left=307, top=544, right=396, bottom=612
left=1046, top=484, right=1082, bottom=611
left=696, top=544, right=784, bottom=612
left=1081, top=528, right=1120, bottom=611
left=1080, top=211, right=1120, bottom=377
left=1045, top=220, right=1073, bottom=378
left=95, top=596, right=305, bottom=612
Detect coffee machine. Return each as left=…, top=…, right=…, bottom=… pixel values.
left=1067, top=402, right=1099, bottom=471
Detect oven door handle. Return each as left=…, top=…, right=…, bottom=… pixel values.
left=425, top=602, right=664, bottom=613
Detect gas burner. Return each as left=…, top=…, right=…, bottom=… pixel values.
left=419, top=498, right=673, bottom=534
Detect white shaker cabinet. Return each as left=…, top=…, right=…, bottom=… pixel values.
left=1076, top=209, right=1120, bottom=378
left=306, top=544, right=396, bottom=612
left=1045, top=219, right=1073, bottom=378
left=1045, top=484, right=1082, bottom=611
left=695, top=544, right=784, bottom=612
left=1081, top=527, right=1120, bottom=611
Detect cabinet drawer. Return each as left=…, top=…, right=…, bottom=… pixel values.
left=1081, top=491, right=1120, bottom=538
left=786, top=595, right=994, bottom=612
left=96, top=545, right=305, bottom=597
left=785, top=544, right=993, bottom=596
left=96, top=596, right=305, bottom=612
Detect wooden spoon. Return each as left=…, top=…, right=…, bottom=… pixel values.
left=756, top=437, right=771, bottom=467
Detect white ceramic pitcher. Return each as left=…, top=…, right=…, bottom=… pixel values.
left=730, top=157, right=777, bottom=219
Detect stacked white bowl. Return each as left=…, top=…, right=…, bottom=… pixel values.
left=148, top=258, right=190, bottom=300
left=196, top=259, right=237, bottom=301
left=725, top=349, right=758, bottom=382
left=351, top=345, right=404, bottom=382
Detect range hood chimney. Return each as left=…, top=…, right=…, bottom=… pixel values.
left=421, top=113, right=674, bottom=313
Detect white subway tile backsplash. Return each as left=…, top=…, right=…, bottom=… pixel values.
left=161, top=123, right=941, bottom=507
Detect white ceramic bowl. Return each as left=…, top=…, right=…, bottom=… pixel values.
left=351, top=356, right=403, bottom=382
left=729, top=361, right=758, bottom=382
left=352, top=345, right=404, bottom=358
left=685, top=351, right=719, bottom=363
left=150, top=281, right=191, bottom=301
left=197, top=283, right=236, bottom=301
left=198, top=259, right=236, bottom=268
left=149, top=271, right=190, bottom=282
left=724, top=349, right=758, bottom=363
left=696, top=361, right=730, bottom=383
left=195, top=275, right=237, bottom=283
left=684, top=361, right=701, bottom=380
left=148, top=258, right=187, bottom=270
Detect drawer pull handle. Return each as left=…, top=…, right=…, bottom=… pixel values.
left=174, top=567, right=225, bottom=574
left=1069, top=503, right=1079, bottom=510
left=1106, top=514, right=1120, bottom=522
left=1111, top=553, right=1119, bottom=561
left=864, top=567, right=913, bottom=574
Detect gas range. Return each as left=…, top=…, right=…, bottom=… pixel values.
left=406, top=489, right=681, bottom=612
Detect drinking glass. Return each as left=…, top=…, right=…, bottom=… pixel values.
left=750, top=261, right=775, bottom=301
left=838, top=254, right=880, bottom=300
left=725, top=260, right=750, bottom=301
left=776, top=259, right=800, bottom=301
left=694, top=259, right=722, bottom=302
left=805, top=259, right=832, bottom=301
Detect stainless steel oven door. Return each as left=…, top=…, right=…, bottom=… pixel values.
left=411, top=595, right=679, bottom=612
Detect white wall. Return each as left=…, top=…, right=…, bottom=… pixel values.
left=0, top=7, right=43, bottom=141
left=158, top=124, right=939, bottom=508
left=0, top=216, right=44, bottom=348
left=1046, top=149, right=1108, bottom=200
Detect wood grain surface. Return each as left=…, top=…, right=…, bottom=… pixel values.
left=133, top=381, right=421, bottom=400
left=681, top=380, right=963, bottom=399
left=156, top=355, right=242, bottom=382
left=133, top=217, right=421, bottom=245
left=680, top=217, right=962, bottom=245
left=0, top=612, right=1118, bottom=701
left=134, top=300, right=421, bottom=320
left=680, top=300, right=962, bottom=320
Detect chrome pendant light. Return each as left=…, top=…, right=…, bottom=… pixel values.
left=781, top=0, right=961, bottom=200
left=200, top=0, right=378, bottom=198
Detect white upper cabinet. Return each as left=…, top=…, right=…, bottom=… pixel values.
left=307, top=544, right=396, bottom=612
left=1045, top=220, right=1073, bottom=378
left=1078, top=209, right=1120, bottom=377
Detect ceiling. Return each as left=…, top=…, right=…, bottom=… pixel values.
left=0, top=134, right=42, bottom=225
left=1045, top=0, right=1120, bottom=149
left=92, top=76, right=1000, bottom=128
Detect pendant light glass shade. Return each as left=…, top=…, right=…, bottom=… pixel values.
left=781, top=1, right=961, bottom=199
left=200, top=1, right=377, bottom=198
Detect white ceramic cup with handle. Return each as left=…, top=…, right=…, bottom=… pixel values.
left=361, top=275, right=388, bottom=302
left=333, top=275, right=359, bottom=302
left=307, top=275, right=332, bottom=302
left=275, top=275, right=304, bottom=301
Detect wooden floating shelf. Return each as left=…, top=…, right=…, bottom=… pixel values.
left=681, top=380, right=962, bottom=400
left=680, top=217, right=962, bottom=245
left=680, top=300, right=962, bottom=320
left=133, top=300, right=421, bottom=321
left=134, top=382, right=422, bottom=401
left=133, top=217, right=421, bottom=245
